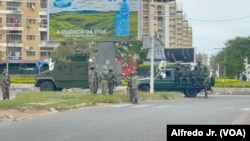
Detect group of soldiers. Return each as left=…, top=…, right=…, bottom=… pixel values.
left=174, top=62, right=212, bottom=97
left=1, top=68, right=11, bottom=100
left=88, top=64, right=116, bottom=95
left=88, top=65, right=139, bottom=104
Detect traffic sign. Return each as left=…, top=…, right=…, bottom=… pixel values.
left=36, top=60, right=43, bottom=68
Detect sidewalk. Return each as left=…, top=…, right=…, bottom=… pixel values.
left=10, top=83, right=38, bottom=91
left=212, top=87, right=250, bottom=95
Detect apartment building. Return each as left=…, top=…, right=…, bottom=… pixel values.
left=139, top=0, right=193, bottom=48
left=0, top=0, right=50, bottom=74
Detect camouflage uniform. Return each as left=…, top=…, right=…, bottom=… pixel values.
left=181, top=65, right=189, bottom=87
left=126, top=73, right=133, bottom=102
left=203, top=67, right=210, bottom=98
left=1, top=69, right=11, bottom=100
left=131, top=71, right=139, bottom=104
left=88, top=66, right=98, bottom=94
left=99, top=65, right=109, bottom=95
left=107, top=68, right=116, bottom=95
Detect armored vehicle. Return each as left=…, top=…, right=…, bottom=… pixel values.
left=34, top=51, right=89, bottom=91
left=138, top=63, right=215, bottom=97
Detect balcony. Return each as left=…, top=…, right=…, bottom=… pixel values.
left=39, top=24, right=47, bottom=32
left=6, top=6, right=23, bottom=14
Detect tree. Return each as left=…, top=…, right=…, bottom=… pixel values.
left=52, top=40, right=148, bottom=66
left=212, top=36, right=250, bottom=78
left=115, top=41, right=147, bottom=66
left=52, top=41, right=92, bottom=62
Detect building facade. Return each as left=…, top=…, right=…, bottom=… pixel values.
left=0, top=0, right=194, bottom=74
left=0, top=0, right=51, bottom=74
left=139, top=0, right=193, bottom=48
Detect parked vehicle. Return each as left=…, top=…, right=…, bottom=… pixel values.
left=35, top=50, right=122, bottom=91
left=138, top=63, right=215, bottom=97
left=34, top=51, right=89, bottom=91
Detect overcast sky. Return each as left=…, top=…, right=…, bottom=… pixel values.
left=177, top=0, right=250, bottom=57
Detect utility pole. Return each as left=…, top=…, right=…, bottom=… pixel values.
left=149, top=1, right=155, bottom=94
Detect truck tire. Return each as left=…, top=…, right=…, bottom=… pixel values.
left=40, top=81, right=55, bottom=91
left=184, top=88, right=198, bottom=97
left=139, top=85, right=150, bottom=91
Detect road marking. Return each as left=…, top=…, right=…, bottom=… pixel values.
left=240, top=108, right=250, bottom=111
left=111, top=104, right=133, bottom=107
left=132, top=104, right=152, bottom=108
left=221, top=107, right=234, bottom=110
left=155, top=105, right=171, bottom=108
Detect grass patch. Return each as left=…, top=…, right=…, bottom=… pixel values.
left=214, top=80, right=250, bottom=88
left=0, top=91, right=182, bottom=111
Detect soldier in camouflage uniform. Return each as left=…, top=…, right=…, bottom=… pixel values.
left=126, top=73, right=133, bottom=102
left=203, top=66, right=211, bottom=98
left=181, top=65, right=190, bottom=87
left=196, top=62, right=203, bottom=86
left=107, top=68, right=116, bottom=95
left=1, top=68, right=11, bottom=100
left=88, top=66, right=98, bottom=94
left=131, top=71, right=139, bottom=104
left=99, top=65, right=109, bottom=95
left=174, top=63, right=182, bottom=87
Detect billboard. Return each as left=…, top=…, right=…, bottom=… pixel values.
left=164, top=48, right=195, bottom=63
left=49, top=0, right=138, bottom=41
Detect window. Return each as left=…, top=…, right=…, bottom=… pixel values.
left=27, top=3, right=36, bottom=8
left=165, top=71, right=171, bottom=77
left=8, top=48, right=21, bottom=60
left=40, top=51, right=47, bottom=57
left=7, top=34, right=22, bottom=42
left=26, top=51, right=35, bottom=56
left=41, top=0, right=47, bottom=8
left=41, top=51, right=52, bottom=57
left=27, top=35, right=35, bottom=40
left=6, top=2, right=21, bottom=10
left=26, top=19, right=36, bottom=24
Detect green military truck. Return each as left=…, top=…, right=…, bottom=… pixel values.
left=138, top=63, right=215, bottom=97
left=34, top=52, right=90, bottom=91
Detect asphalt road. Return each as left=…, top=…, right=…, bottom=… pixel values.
left=1, top=95, right=250, bottom=141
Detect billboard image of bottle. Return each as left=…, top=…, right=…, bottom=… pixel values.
left=49, top=0, right=138, bottom=41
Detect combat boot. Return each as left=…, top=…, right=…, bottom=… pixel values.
left=133, top=99, right=138, bottom=104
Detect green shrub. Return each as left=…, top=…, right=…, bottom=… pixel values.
left=11, top=76, right=35, bottom=84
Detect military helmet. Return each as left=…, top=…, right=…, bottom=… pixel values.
left=109, top=68, right=113, bottom=72
left=90, top=65, right=95, bottom=70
